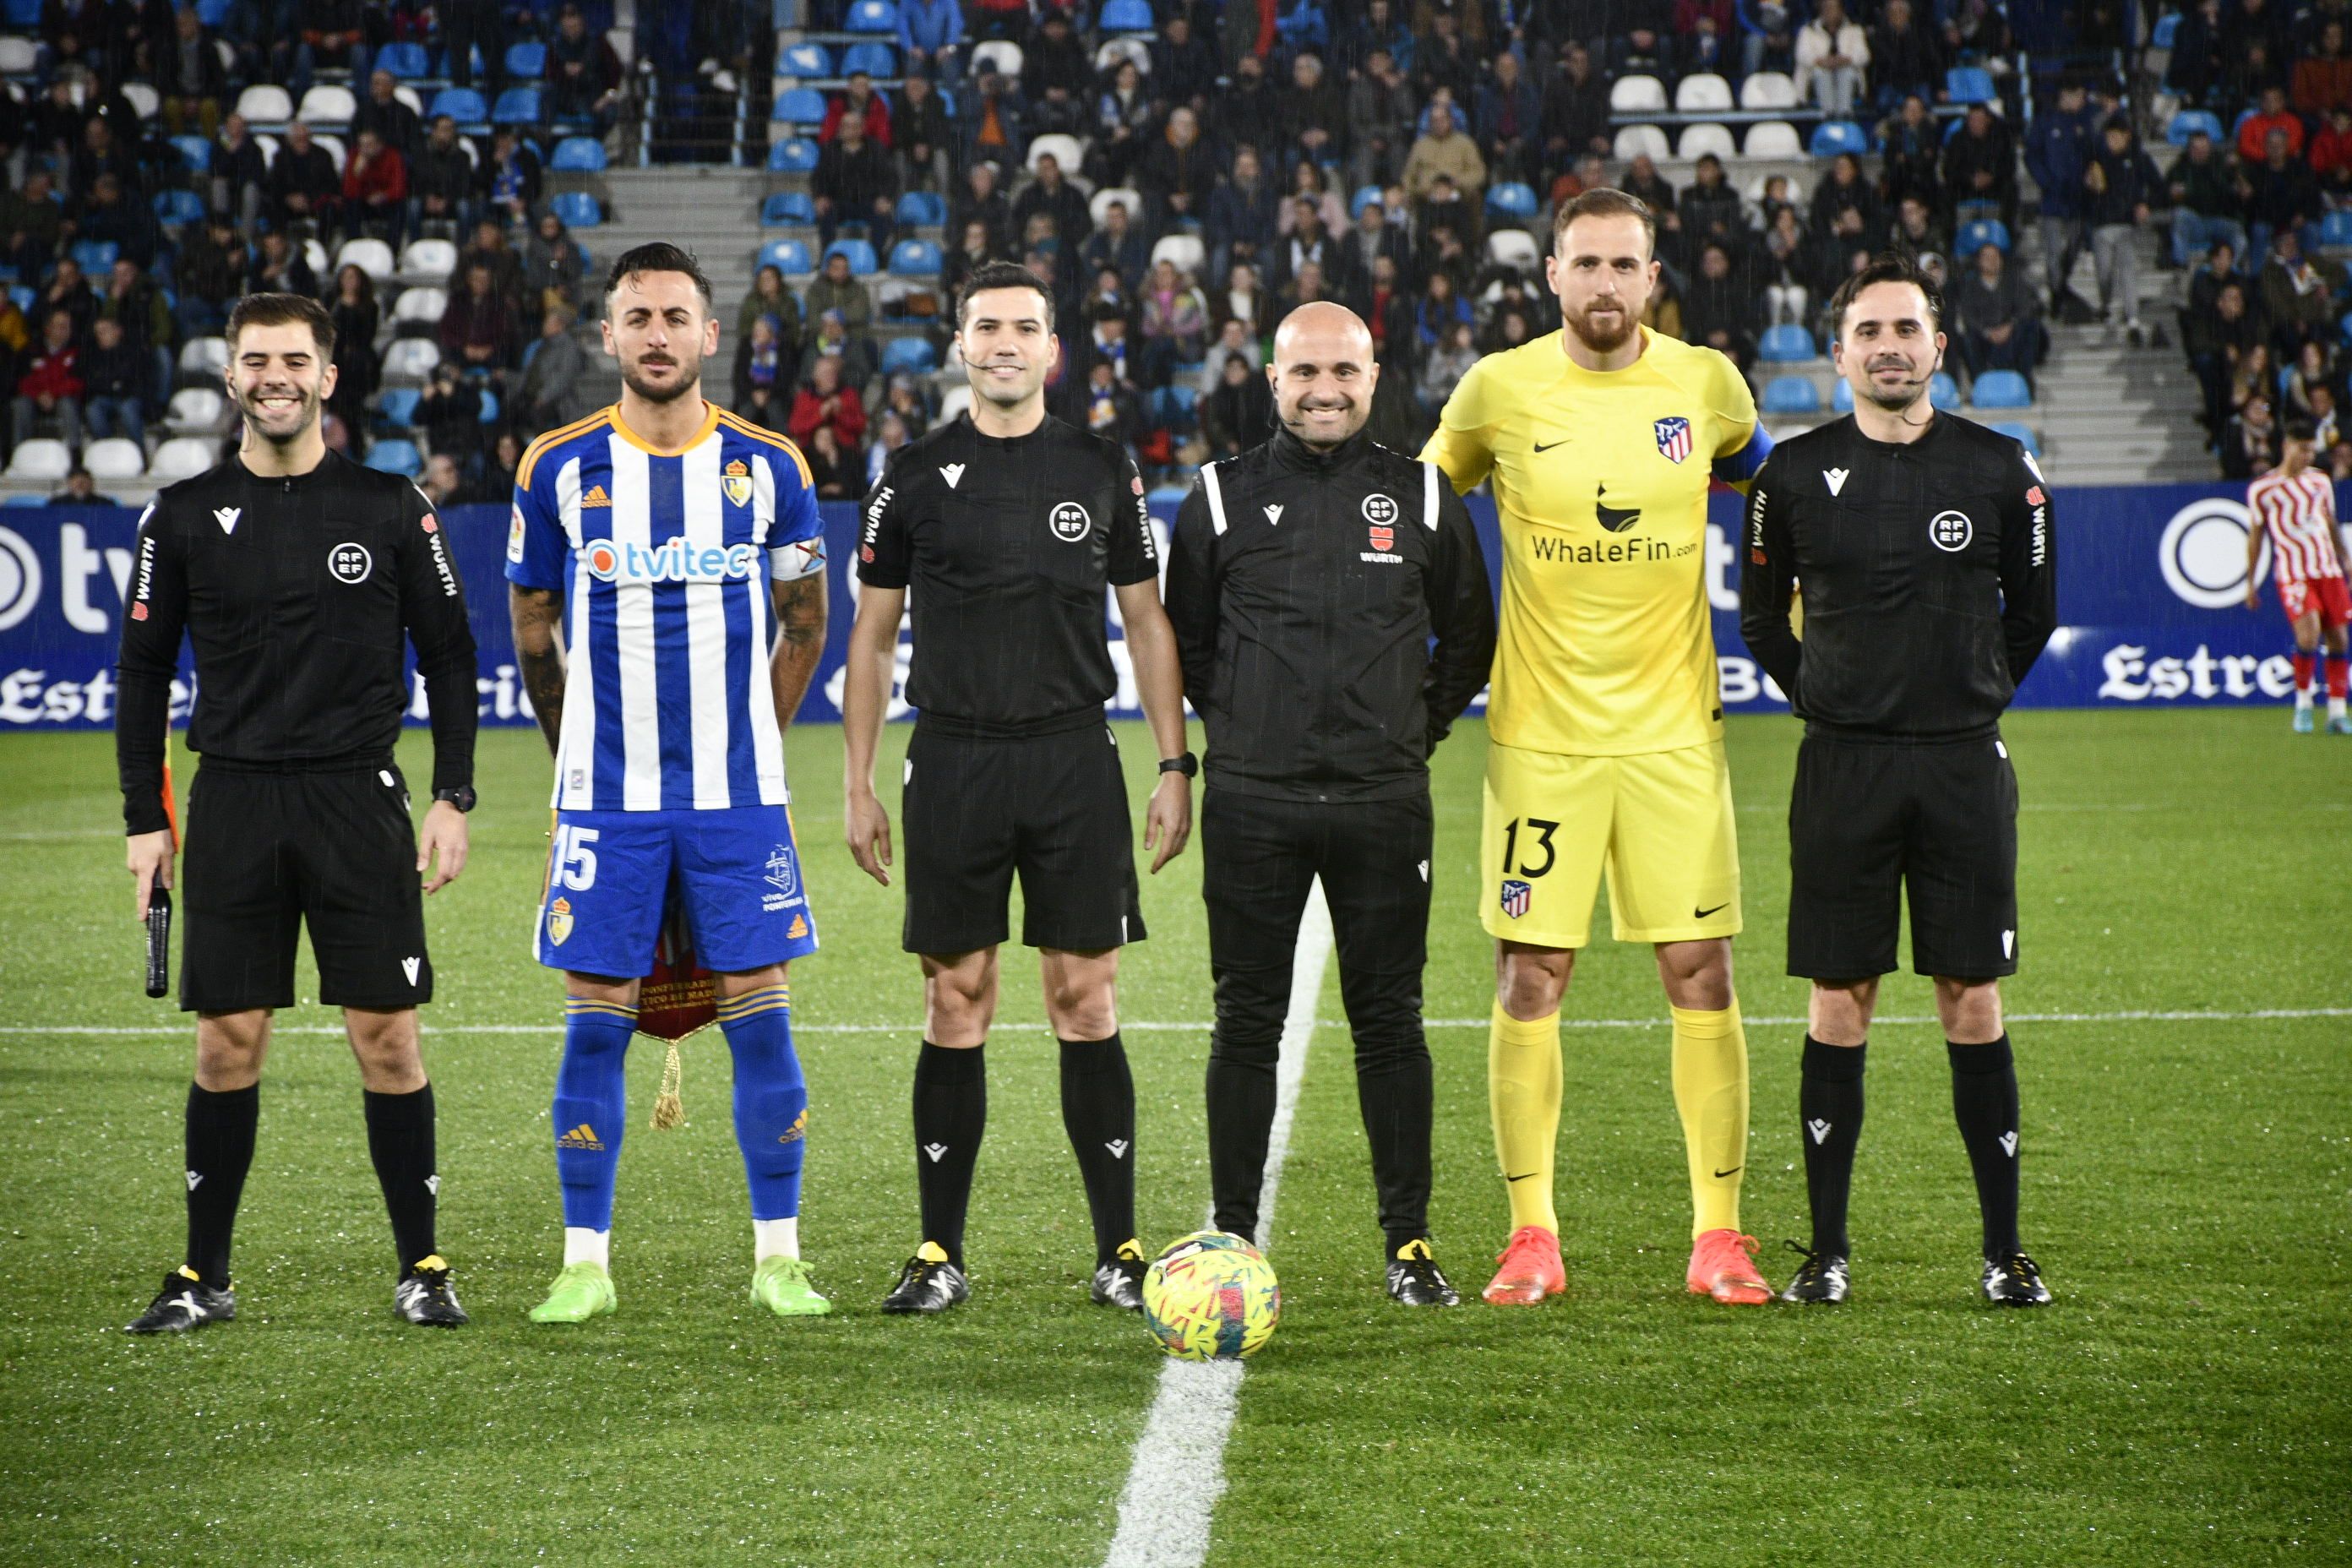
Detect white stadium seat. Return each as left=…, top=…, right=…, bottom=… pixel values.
left=396, top=237, right=459, bottom=286
left=1089, top=187, right=1144, bottom=230
left=1677, top=123, right=1737, bottom=162
left=1609, top=75, right=1667, bottom=113
left=179, top=336, right=231, bottom=379
left=393, top=286, right=448, bottom=324
left=969, top=41, right=1022, bottom=79
left=233, top=84, right=293, bottom=124
left=1026, top=133, right=1084, bottom=176
left=381, top=338, right=443, bottom=384
left=1740, top=72, right=1799, bottom=110
left=335, top=237, right=397, bottom=284
left=1486, top=230, right=1540, bottom=273
left=297, top=85, right=357, bottom=126
left=166, top=387, right=228, bottom=435
left=81, top=438, right=147, bottom=480
left=4, top=438, right=72, bottom=481
left=1150, top=233, right=1205, bottom=278
left=150, top=438, right=222, bottom=481
left=120, top=81, right=161, bottom=119
left=1675, top=74, right=1734, bottom=112
left=1743, top=121, right=1803, bottom=159
left=1613, top=124, right=1669, bottom=163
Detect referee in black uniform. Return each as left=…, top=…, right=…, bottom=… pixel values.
left=1165, top=302, right=1495, bottom=1305
left=1738, top=254, right=2058, bottom=1308
left=843, top=260, right=1194, bottom=1315
left=116, top=292, right=479, bottom=1333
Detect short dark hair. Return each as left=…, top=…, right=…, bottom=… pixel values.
left=603, top=242, right=713, bottom=309
left=956, top=259, right=1056, bottom=331
left=1828, top=251, right=1945, bottom=339
left=2285, top=416, right=2321, bottom=443
left=226, top=291, right=336, bottom=355
left=1553, top=187, right=1657, bottom=259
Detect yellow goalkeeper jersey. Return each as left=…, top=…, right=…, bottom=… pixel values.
left=1421, top=326, right=1766, bottom=757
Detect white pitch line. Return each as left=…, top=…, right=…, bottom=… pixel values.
left=1101, top=882, right=1333, bottom=1568
left=13, top=1005, right=2348, bottom=1040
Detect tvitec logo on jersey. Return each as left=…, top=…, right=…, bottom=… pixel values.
left=583, top=536, right=761, bottom=585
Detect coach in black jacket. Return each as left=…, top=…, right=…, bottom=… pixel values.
left=1165, top=302, right=1494, bottom=1307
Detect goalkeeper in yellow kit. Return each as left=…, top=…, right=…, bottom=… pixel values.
left=1420, top=189, right=1775, bottom=1307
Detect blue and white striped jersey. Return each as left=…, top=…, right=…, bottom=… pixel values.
left=504, top=401, right=826, bottom=812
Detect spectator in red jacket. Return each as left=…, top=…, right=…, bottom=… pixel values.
left=438, top=263, right=521, bottom=374
left=12, top=308, right=84, bottom=451
left=2238, top=84, right=2306, bottom=162
left=787, top=352, right=866, bottom=451
left=342, top=129, right=410, bottom=244
left=821, top=72, right=893, bottom=148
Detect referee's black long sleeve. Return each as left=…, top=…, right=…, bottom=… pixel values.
left=1737, top=458, right=1804, bottom=701
left=1996, top=477, right=2058, bottom=687
left=117, top=504, right=188, bottom=836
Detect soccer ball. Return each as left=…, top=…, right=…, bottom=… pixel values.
left=1141, top=1231, right=1280, bottom=1361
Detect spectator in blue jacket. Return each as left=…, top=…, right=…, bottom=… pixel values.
left=1474, top=49, right=1542, bottom=184
left=897, top=0, right=965, bottom=83
left=2023, top=79, right=2099, bottom=316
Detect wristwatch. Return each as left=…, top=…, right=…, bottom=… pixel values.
left=433, top=786, right=477, bottom=813
left=1158, top=752, right=1198, bottom=778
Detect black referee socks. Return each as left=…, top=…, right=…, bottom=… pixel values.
left=1059, top=1035, right=1137, bottom=1267
left=912, top=1042, right=987, bottom=1267
left=363, top=1084, right=439, bottom=1275
left=1799, top=1037, right=1866, bottom=1258
left=1948, top=1034, right=2023, bottom=1261
left=184, top=1081, right=259, bottom=1290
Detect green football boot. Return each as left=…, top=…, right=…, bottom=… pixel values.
left=751, top=1255, right=833, bottom=1317
left=528, top=1261, right=617, bottom=1324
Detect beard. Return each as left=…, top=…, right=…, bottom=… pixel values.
left=235, top=383, right=321, bottom=444
left=1861, top=360, right=1931, bottom=411
left=1565, top=301, right=1638, bottom=355
left=621, top=352, right=700, bottom=404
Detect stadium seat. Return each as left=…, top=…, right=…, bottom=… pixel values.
left=759, top=237, right=814, bottom=275
left=297, top=85, right=357, bottom=126
left=150, top=437, right=219, bottom=480
left=165, top=387, right=227, bottom=435
left=768, top=137, right=820, bottom=172
left=393, top=286, right=448, bottom=327
left=1957, top=218, right=2012, bottom=255
left=763, top=191, right=816, bottom=226
left=375, top=387, right=422, bottom=427
left=477, top=389, right=500, bottom=425
left=2166, top=109, right=2224, bottom=146
left=233, top=84, right=293, bottom=125
left=1100, top=0, right=1154, bottom=30
left=1086, top=188, right=1143, bottom=230
left=381, top=338, right=442, bottom=384
left=969, top=40, right=1023, bottom=79
left=841, top=42, right=896, bottom=78
left=1929, top=371, right=1961, bottom=410
left=889, top=239, right=943, bottom=275
left=1613, top=125, right=1669, bottom=162
left=428, top=88, right=490, bottom=127
left=1152, top=233, right=1206, bottom=277
left=120, top=81, right=161, bottom=120
left=152, top=189, right=207, bottom=226
left=0, top=35, right=39, bottom=74
left=82, top=438, right=145, bottom=481
left=1739, top=71, right=1799, bottom=110
left=1945, top=67, right=1996, bottom=105
left=376, top=41, right=429, bottom=79
left=1971, top=370, right=2032, bottom=409
left=69, top=241, right=118, bottom=275
left=335, top=237, right=397, bottom=283
left=1095, top=38, right=1149, bottom=75
left=825, top=238, right=879, bottom=275
left=846, top=0, right=899, bottom=32
left=550, top=191, right=602, bottom=228
left=773, top=86, right=829, bottom=125
left=939, top=384, right=973, bottom=423
left=3, top=438, right=71, bottom=481
left=780, top=42, right=832, bottom=78
left=171, top=134, right=211, bottom=173
left=1756, top=323, right=1815, bottom=362
left=2151, top=11, right=2181, bottom=47
left=493, top=87, right=542, bottom=125
left=1609, top=74, right=1668, bottom=113
left=1832, top=378, right=1855, bottom=412
left=1676, top=123, right=1736, bottom=162
left=1760, top=375, right=1821, bottom=415
left=1485, top=182, right=1538, bottom=220
left=880, top=336, right=937, bottom=374
left=1486, top=230, right=1540, bottom=273
left=396, top=237, right=458, bottom=285
left=1989, top=420, right=2040, bottom=455
left=1349, top=184, right=1385, bottom=219
left=551, top=136, right=607, bottom=172
left=6, top=286, right=32, bottom=316
left=363, top=438, right=423, bottom=476
left=311, top=132, right=349, bottom=171
left=896, top=190, right=947, bottom=227
left=1810, top=120, right=1869, bottom=157
left=505, top=41, right=548, bottom=79
left=179, top=336, right=230, bottom=381
left=2313, top=210, right=2352, bottom=254
left=1027, top=133, right=1084, bottom=175
left=1674, top=74, right=1734, bottom=112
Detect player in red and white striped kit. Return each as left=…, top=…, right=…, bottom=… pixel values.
left=2246, top=417, right=2352, bottom=734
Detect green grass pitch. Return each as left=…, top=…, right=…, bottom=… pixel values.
left=1, top=710, right=2346, bottom=1566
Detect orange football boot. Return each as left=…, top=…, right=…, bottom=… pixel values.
left=1482, top=1225, right=1567, bottom=1305
left=1687, top=1228, right=1772, bottom=1304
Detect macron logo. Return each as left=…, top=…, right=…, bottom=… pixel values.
left=939, top=463, right=965, bottom=488
left=1823, top=467, right=1849, bottom=497
left=213, top=506, right=241, bottom=535
left=401, top=956, right=422, bottom=985
left=923, top=1142, right=948, bottom=1162
left=1807, top=1118, right=1832, bottom=1145
left=1999, top=1131, right=2019, bottom=1157
left=1263, top=504, right=1283, bottom=525
left=1106, top=1139, right=1129, bottom=1160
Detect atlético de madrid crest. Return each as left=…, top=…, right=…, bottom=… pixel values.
left=722, top=458, right=753, bottom=507
left=1653, top=416, right=1692, bottom=464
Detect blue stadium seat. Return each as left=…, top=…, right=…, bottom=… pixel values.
left=375, top=41, right=430, bottom=79
left=363, top=438, right=422, bottom=476
left=1809, top=119, right=1869, bottom=158
left=2166, top=109, right=2224, bottom=146
left=2151, top=11, right=2180, bottom=47
left=768, top=136, right=820, bottom=172
left=477, top=389, right=500, bottom=425
left=1945, top=66, right=1995, bottom=105
left=1152, top=384, right=1200, bottom=430
left=492, top=87, right=542, bottom=125
left=841, top=42, right=896, bottom=78
left=69, top=240, right=118, bottom=275
left=1350, top=184, right=1385, bottom=218
left=152, top=189, right=206, bottom=226
left=845, top=0, right=899, bottom=33
left=881, top=336, right=937, bottom=374
left=759, top=237, right=814, bottom=275
left=428, top=88, right=490, bottom=127
left=194, top=0, right=228, bottom=23
left=1101, top=0, right=1154, bottom=30
left=890, top=238, right=942, bottom=275
left=1761, top=375, right=1821, bottom=414
left=1957, top=218, right=2012, bottom=255
left=763, top=191, right=816, bottom=226
left=1929, top=371, right=1961, bottom=410
left=6, top=285, right=32, bottom=315
left=1990, top=420, right=2040, bottom=455
left=550, top=191, right=602, bottom=228
left=1970, top=369, right=2032, bottom=409
left=171, top=134, right=211, bottom=173
left=1, top=0, right=35, bottom=24
left=2315, top=210, right=2352, bottom=252
left=1756, top=323, right=1815, bottom=362
left=550, top=136, right=607, bottom=172
left=825, top=238, right=879, bottom=275
left=896, top=189, right=946, bottom=227
left=781, top=43, right=833, bottom=78
left=774, top=87, right=829, bottom=125
left=375, top=387, right=422, bottom=427
left=1485, top=182, right=1538, bottom=220
left=504, top=41, right=547, bottom=79
left=1832, top=378, right=1856, bottom=412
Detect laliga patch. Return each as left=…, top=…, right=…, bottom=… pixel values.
left=507, top=504, right=526, bottom=564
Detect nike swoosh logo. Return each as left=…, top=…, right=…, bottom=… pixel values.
left=1532, top=439, right=1568, bottom=453
left=1695, top=902, right=1729, bottom=918
left=1712, top=1166, right=1743, bottom=1179
left=1505, top=1172, right=1541, bottom=1182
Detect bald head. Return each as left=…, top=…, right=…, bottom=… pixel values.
left=1270, top=302, right=1378, bottom=449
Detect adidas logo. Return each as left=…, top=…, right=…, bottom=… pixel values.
left=1999, top=1131, right=2018, bottom=1157
left=556, top=1122, right=606, bottom=1152
left=923, top=1141, right=948, bottom=1162
left=787, top=913, right=808, bottom=939
left=581, top=484, right=612, bottom=509
left=939, top=462, right=965, bottom=488
left=1105, top=1139, right=1129, bottom=1159
left=1807, top=1118, right=1832, bottom=1145
left=779, top=1108, right=808, bottom=1146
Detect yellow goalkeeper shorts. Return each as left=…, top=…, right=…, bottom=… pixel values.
left=1479, top=738, right=1742, bottom=949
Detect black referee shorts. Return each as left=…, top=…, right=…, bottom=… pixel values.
left=179, top=763, right=432, bottom=1013
left=900, top=720, right=1144, bottom=955
left=1786, top=734, right=2020, bottom=982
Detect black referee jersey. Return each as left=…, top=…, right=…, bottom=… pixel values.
left=855, top=411, right=1158, bottom=735
left=116, top=450, right=479, bottom=834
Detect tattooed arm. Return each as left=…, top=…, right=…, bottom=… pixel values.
left=509, top=585, right=567, bottom=756
left=769, top=572, right=828, bottom=734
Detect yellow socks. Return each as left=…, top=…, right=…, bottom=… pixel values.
left=1489, top=1002, right=1562, bottom=1234
left=1670, top=1001, right=1750, bottom=1239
